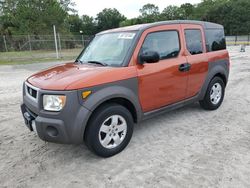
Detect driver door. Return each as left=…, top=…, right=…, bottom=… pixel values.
left=135, top=25, right=189, bottom=112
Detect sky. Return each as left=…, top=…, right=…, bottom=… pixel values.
left=73, top=0, right=202, bottom=19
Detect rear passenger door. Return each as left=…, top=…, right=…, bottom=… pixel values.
left=181, top=24, right=209, bottom=98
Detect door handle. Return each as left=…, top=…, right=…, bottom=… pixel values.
left=179, top=63, right=191, bottom=72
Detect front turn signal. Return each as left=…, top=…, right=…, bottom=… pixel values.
left=82, top=91, right=92, bottom=99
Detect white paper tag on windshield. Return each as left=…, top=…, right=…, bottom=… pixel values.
left=118, top=33, right=135, bottom=39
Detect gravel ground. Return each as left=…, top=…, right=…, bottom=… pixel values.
left=0, top=46, right=250, bottom=188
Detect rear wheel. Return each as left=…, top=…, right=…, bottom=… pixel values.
left=199, top=77, right=225, bottom=110
left=85, top=103, right=134, bottom=157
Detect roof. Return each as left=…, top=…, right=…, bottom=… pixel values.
left=98, top=20, right=224, bottom=35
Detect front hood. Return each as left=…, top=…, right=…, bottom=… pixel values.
left=27, top=63, right=136, bottom=90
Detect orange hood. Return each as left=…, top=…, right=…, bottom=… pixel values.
left=27, top=63, right=137, bottom=90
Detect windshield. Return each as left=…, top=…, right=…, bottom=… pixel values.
left=77, top=32, right=136, bottom=67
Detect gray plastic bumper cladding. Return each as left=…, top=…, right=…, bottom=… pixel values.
left=21, top=83, right=92, bottom=144
left=21, top=78, right=141, bottom=144
left=198, top=59, right=229, bottom=100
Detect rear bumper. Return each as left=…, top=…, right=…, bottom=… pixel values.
left=21, top=83, right=92, bottom=144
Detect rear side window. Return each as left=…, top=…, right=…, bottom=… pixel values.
left=184, top=29, right=203, bottom=55
left=205, top=29, right=226, bottom=52
left=141, top=31, right=180, bottom=60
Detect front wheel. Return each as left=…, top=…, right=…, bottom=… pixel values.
left=85, top=103, right=134, bottom=157
left=199, top=77, right=225, bottom=110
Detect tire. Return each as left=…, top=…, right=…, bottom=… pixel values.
left=84, top=103, right=134, bottom=157
left=199, top=76, right=225, bottom=110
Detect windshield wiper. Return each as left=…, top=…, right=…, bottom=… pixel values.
left=87, top=61, right=108, bottom=66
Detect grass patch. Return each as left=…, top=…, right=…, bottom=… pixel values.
left=0, top=58, right=74, bottom=65
left=0, top=49, right=82, bottom=65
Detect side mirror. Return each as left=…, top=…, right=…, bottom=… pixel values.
left=139, top=51, right=160, bottom=64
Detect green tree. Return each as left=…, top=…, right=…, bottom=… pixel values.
left=96, top=8, right=126, bottom=31
left=139, top=3, right=160, bottom=23
left=0, top=0, right=17, bottom=13
left=206, top=0, right=250, bottom=35
left=0, top=0, right=5, bottom=15
left=81, top=15, right=96, bottom=35
left=0, top=0, right=18, bottom=34
left=120, top=18, right=143, bottom=27
left=193, top=0, right=215, bottom=20
left=59, top=0, right=76, bottom=13
left=1, top=0, right=250, bottom=38
left=67, top=14, right=84, bottom=34
left=160, top=5, right=182, bottom=20
left=0, top=0, right=75, bottom=35
left=179, top=3, right=194, bottom=19
left=227, top=0, right=250, bottom=35
left=193, top=0, right=227, bottom=21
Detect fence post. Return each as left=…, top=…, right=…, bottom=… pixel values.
left=235, top=35, right=237, bottom=46
left=57, top=33, right=62, bottom=57
left=28, top=34, right=32, bottom=51
left=81, top=35, right=84, bottom=48
left=248, top=34, right=250, bottom=46
left=80, top=30, right=84, bottom=48
left=53, top=25, right=59, bottom=59
left=3, top=35, right=8, bottom=52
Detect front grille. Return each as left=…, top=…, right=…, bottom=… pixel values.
left=25, top=82, right=38, bottom=101
left=27, top=85, right=37, bottom=98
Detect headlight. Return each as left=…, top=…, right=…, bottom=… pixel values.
left=43, top=95, right=66, bottom=111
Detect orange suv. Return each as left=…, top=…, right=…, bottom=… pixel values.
left=21, top=20, right=230, bottom=157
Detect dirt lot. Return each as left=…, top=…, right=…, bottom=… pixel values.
left=0, top=46, right=250, bottom=188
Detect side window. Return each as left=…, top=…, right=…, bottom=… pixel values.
left=205, top=29, right=226, bottom=52
left=141, top=31, right=180, bottom=60
left=184, top=29, right=203, bottom=55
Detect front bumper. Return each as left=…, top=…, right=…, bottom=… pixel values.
left=21, top=103, right=70, bottom=143
left=21, top=82, right=92, bottom=144
left=21, top=104, right=36, bottom=131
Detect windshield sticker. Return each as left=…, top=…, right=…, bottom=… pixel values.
left=118, top=33, right=135, bottom=39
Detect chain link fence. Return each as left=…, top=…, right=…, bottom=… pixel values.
left=0, top=34, right=93, bottom=63
left=1, top=34, right=249, bottom=52
left=226, top=35, right=250, bottom=46
left=0, top=34, right=93, bottom=52
left=1, top=34, right=250, bottom=51
left=0, top=34, right=249, bottom=63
